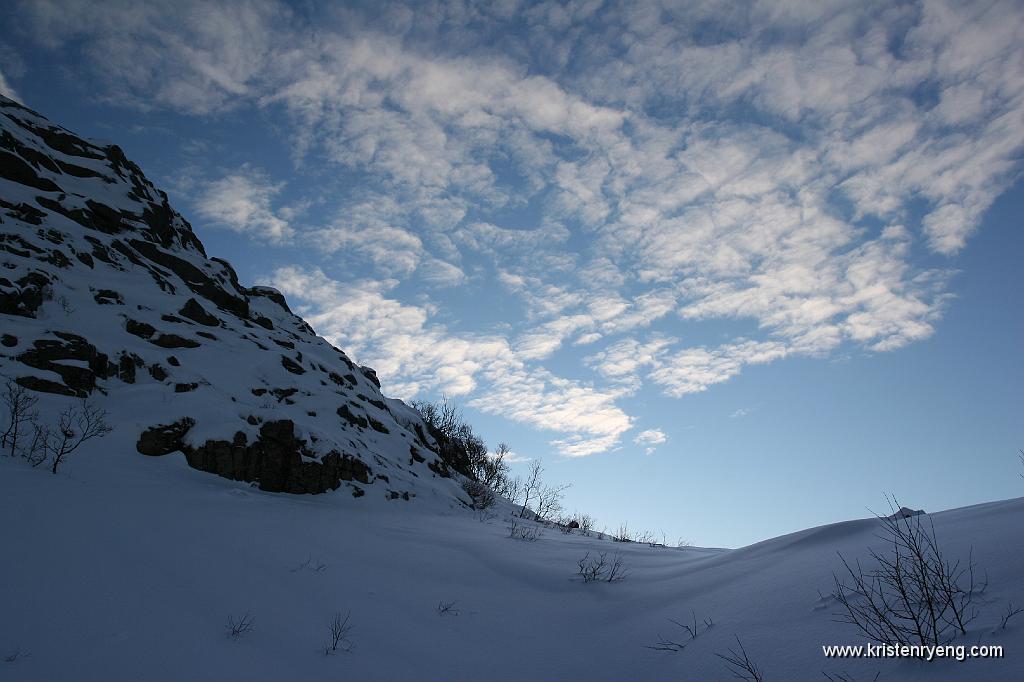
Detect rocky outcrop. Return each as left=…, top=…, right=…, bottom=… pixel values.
left=137, top=418, right=196, bottom=456
left=179, top=420, right=371, bottom=494
left=0, top=94, right=453, bottom=502
left=17, top=332, right=111, bottom=396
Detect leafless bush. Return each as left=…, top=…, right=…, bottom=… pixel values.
left=226, top=612, right=255, bottom=639
left=324, top=611, right=353, bottom=654
left=508, top=518, right=542, bottom=541
left=24, top=422, right=49, bottom=467
left=38, top=399, right=112, bottom=474
left=645, top=611, right=714, bottom=652
left=577, top=551, right=628, bottom=583
left=3, top=647, right=29, bottom=663
left=437, top=600, right=460, bottom=616
left=613, top=523, right=633, bottom=542
left=461, top=479, right=496, bottom=510
left=833, top=498, right=984, bottom=647
left=575, top=513, right=595, bottom=535
left=290, top=555, right=327, bottom=573
left=716, top=635, right=764, bottom=681
left=677, top=537, right=692, bottom=549
left=1, top=380, right=38, bottom=457
left=999, top=603, right=1023, bottom=630
left=508, top=460, right=571, bottom=522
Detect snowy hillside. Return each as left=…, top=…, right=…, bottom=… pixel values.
left=0, top=94, right=463, bottom=504
left=2, top=452, right=1022, bottom=681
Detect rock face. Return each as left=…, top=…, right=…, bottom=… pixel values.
left=180, top=420, right=372, bottom=494
left=0, top=94, right=458, bottom=502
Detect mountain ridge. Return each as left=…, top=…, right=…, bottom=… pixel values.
left=0, top=94, right=464, bottom=502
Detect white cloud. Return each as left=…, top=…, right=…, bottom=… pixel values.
left=270, top=266, right=632, bottom=456
left=633, top=428, right=667, bottom=455
left=19, top=0, right=1024, bottom=453
left=195, top=169, right=293, bottom=241
left=0, top=68, right=21, bottom=103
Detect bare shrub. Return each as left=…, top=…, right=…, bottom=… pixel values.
left=508, top=518, right=542, bottom=541
left=437, top=600, right=460, bottom=616
left=226, top=612, right=255, bottom=639
left=1, top=380, right=38, bottom=457
left=575, top=513, right=595, bottom=535
left=38, top=399, right=112, bottom=474
left=3, top=647, right=29, bottom=663
left=999, top=603, right=1023, bottom=630
left=716, top=635, right=764, bottom=681
left=677, top=537, right=692, bottom=549
left=645, top=611, right=714, bottom=652
left=324, top=611, right=353, bottom=654
left=577, top=551, right=628, bottom=583
left=461, top=479, right=496, bottom=510
left=833, top=498, right=984, bottom=647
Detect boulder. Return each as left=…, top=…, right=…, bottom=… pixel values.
left=136, top=417, right=195, bottom=456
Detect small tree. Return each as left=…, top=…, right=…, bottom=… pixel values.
left=41, top=399, right=113, bottom=474
left=1, top=380, right=39, bottom=456
left=833, top=498, right=983, bottom=647
left=325, top=611, right=353, bottom=654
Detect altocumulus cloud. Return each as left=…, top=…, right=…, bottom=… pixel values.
left=15, top=0, right=1024, bottom=455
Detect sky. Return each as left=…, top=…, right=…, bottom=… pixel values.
left=1, top=0, right=1021, bottom=547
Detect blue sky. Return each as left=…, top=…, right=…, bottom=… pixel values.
left=2, top=0, right=1021, bottom=546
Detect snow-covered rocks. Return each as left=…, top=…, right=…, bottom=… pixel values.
left=0, top=94, right=463, bottom=502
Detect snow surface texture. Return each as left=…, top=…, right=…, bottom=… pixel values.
left=0, top=93, right=462, bottom=503
left=2, top=97, right=1023, bottom=681
left=2, top=455, right=1022, bottom=681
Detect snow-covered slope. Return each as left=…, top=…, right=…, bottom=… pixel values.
left=0, top=94, right=462, bottom=503
left=1, top=452, right=1021, bottom=681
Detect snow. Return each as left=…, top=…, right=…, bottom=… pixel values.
left=1, top=450, right=1022, bottom=681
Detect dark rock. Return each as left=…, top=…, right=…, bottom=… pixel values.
left=0, top=271, right=51, bottom=318
left=337, top=404, right=368, bottom=429
left=148, top=363, right=168, bottom=381
left=136, top=417, right=195, bottom=456
left=1, top=334, right=16, bottom=347
left=117, top=352, right=143, bottom=383
left=15, top=375, right=77, bottom=396
left=151, top=333, right=200, bottom=349
left=17, top=332, right=109, bottom=396
left=0, top=150, right=63, bottom=191
left=179, top=419, right=371, bottom=494
left=360, top=366, right=381, bottom=388
left=179, top=298, right=219, bottom=326
left=125, top=318, right=155, bottom=339
left=246, top=285, right=292, bottom=312
left=281, top=355, right=305, bottom=374
left=93, top=289, right=124, bottom=305
left=166, top=356, right=180, bottom=366
left=174, top=382, right=199, bottom=393
left=367, top=416, right=390, bottom=434
left=253, top=315, right=274, bottom=330
left=128, top=239, right=248, bottom=319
